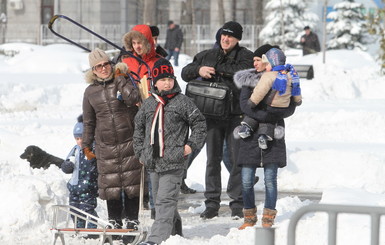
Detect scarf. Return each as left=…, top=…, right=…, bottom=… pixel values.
left=150, top=92, right=177, bottom=157
left=272, top=64, right=301, bottom=96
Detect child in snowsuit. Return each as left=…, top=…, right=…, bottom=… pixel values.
left=61, top=115, right=98, bottom=228
left=237, top=48, right=302, bottom=149
left=133, top=58, right=207, bottom=245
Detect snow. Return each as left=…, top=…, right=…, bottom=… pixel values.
left=1, top=43, right=385, bottom=245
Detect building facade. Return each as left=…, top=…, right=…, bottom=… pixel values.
left=0, top=0, right=382, bottom=56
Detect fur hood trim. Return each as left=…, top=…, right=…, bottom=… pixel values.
left=85, top=62, right=129, bottom=84
left=233, top=68, right=263, bottom=89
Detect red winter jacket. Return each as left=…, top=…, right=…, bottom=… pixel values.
left=122, top=25, right=161, bottom=95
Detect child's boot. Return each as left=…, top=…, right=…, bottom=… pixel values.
left=258, top=135, right=268, bottom=149
left=238, top=122, right=253, bottom=139
left=238, top=208, right=257, bottom=230
left=262, top=208, right=277, bottom=228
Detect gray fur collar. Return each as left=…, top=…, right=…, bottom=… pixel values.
left=233, top=68, right=263, bottom=89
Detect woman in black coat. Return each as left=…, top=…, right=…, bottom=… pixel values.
left=234, top=44, right=298, bottom=230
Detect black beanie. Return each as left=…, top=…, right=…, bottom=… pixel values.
left=150, top=25, right=160, bottom=37
left=152, top=58, right=175, bottom=86
left=221, top=21, right=243, bottom=40
left=253, top=44, right=281, bottom=58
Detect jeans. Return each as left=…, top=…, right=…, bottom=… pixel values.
left=241, top=163, right=278, bottom=210
left=166, top=49, right=180, bottom=66
left=222, top=140, right=231, bottom=173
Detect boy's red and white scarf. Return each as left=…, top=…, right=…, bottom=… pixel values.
left=150, top=93, right=176, bottom=157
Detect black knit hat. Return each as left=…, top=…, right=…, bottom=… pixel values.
left=150, top=25, right=159, bottom=37
left=152, top=58, right=175, bottom=86
left=253, top=44, right=280, bottom=58
left=221, top=21, right=243, bottom=40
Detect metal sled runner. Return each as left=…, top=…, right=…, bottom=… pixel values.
left=50, top=204, right=147, bottom=245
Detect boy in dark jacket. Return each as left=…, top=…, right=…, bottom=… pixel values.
left=134, top=58, right=206, bottom=245
left=61, top=115, right=98, bottom=228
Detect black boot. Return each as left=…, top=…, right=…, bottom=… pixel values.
left=180, top=180, right=196, bottom=194
left=200, top=207, right=218, bottom=219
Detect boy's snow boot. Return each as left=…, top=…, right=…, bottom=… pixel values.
left=262, top=208, right=277, bottom=228
left=238, top=208, right=257, bottom=230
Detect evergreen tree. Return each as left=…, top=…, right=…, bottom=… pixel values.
left=368, top=1, right=385, bottom=74
left=326, top=0, right=367, bottom=50
left=259, top=0, right=319, bottom=49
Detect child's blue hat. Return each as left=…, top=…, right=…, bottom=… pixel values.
left=73, top=115, right=83, bottom=138
left=262, top=48, right=286, bottom=67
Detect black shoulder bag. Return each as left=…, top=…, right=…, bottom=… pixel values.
left=185, top=76, right=233, bottom=120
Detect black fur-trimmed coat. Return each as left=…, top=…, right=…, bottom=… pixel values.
left=234, top=68, right=296, bottom=168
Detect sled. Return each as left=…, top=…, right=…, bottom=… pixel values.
left=50, top=204, right=147, bottom=245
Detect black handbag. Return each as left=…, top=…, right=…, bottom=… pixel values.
left=185, top=79, right=233, bottom=119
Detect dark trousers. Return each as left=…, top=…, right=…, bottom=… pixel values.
left=69, top=193, right=98, bottom=228
left=107, top=191, right=139, bottom=223
left=204, top=116, right=243, bottom=211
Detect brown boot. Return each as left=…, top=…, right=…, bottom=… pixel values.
left=262, top=208, right=277, bottom=228
left=238, top=208, right=257, bottom=230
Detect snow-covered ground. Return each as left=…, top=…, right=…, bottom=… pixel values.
left=1, top=43, right=385, bottom=245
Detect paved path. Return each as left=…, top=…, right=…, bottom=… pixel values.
left=174, top=190, right=322, bottom=239
left=178, top=190, right=322, bottom=211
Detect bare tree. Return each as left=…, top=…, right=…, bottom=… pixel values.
left=255, top=0, right=264, bottom=25
left=218, top=0, right=225, bottom=24
left=143, top=0, right=157, bottom=25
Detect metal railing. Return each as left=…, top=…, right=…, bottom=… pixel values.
left=287, top=204, right=385, bottom=245
left=38, top=24, right=263, bottom=56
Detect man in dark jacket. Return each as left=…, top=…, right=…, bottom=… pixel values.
left=300, top=26, right=321, bottom=56
left=164, top=20, right=183, bottom=66
left=182, top=21, right=254, bottom=220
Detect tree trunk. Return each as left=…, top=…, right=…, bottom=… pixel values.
left=218, top=0, right=225, bottom=25
left=143, top=0, right=157, bottom=25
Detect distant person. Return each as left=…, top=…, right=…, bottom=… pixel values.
left=164, top=20, right=183, bottom=66
left=134, top=58, right=206, bottom=245
left=82, top=48, right=143, bottom=238
left=300, top=26, right=321, bottom=55
left=149, top=25, right=168, bottom=58
left=61, top=115, right=98, bottom=229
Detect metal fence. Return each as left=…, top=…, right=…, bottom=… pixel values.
left=39, top=24, right=263, bottom=56
left=287, top=204, right=385, bottom=245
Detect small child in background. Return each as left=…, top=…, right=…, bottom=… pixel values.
left=237, top=48, right=302, bottom=149
left=61, top=115, right=99, bottom=228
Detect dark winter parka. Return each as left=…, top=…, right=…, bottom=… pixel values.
left=234, top=68, right=297, bottom=168
left=61, top=145, right=98, bottom=202
left=82, top=63, right=143, bottom=200
left=133, top=80, right=207, bottom=173
left=300, top=32, right=321, bottom=55
left=164, top=25, right=183, bottom=50
left=181, top=44, right=254, bottom=115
